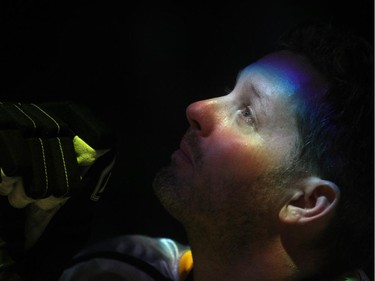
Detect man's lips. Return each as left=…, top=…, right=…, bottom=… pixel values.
left=176, top=139, right=194, bottom=166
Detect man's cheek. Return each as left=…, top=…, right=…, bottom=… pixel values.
left=206, top=141, right=269, bottom=178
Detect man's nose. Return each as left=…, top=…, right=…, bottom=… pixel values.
left=185, top=98, right=221, bottom=137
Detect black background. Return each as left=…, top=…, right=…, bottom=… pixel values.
left=1, top=0, right=374, bottom=277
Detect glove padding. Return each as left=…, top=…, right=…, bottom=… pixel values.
left=0, top=101, right=116, bottom=209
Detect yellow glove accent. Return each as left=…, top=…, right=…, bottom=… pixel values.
left=179, top=250, right=193, bottom=281
left=73, top=136, right=97, bottom=166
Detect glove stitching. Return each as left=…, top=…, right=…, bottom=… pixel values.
left=13, top=104, right=37, bottom=130
left=37, top=137, right=49, bottom=198
left=31, top=103, right=61, bottom=135
left=56, top=137, right=70, bottom=197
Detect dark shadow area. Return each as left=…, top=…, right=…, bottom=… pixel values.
left=0, top=0, right=373, bottom=280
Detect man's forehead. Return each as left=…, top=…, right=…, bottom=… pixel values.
left=238, top=51, right=327, bottom=100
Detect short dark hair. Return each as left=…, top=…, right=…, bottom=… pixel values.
left=277, top=21, right=374, bottom=277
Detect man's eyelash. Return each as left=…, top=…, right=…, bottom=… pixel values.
left=240, top=106, right=255, bottom=125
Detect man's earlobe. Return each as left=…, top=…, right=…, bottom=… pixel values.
left=279, top=177, right=340, bottom=225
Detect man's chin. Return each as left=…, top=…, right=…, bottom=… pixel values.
left=152, top=165, right=176, bottom=195
left=152, top=165, right=189, bottom=215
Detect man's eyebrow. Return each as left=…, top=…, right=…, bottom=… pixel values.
left=242, top=82, right=262, bottom=102
left=250, top=84, right=261, bottom=99
left=236, top=67, right=262, bottom=99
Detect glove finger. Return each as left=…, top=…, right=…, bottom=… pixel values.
left=15, top=103, right=71, bottom=138
left=44, top=137, right=81, bottom=198
left=0, top=170, right=19, bottom=196
left=25, top=137, right=81, bottom=199
left=33, top=196, right=69, bottom=211
left=7, top=177, right=35, bottom=208
left=0, top=103, right=35, bottom=136
left=0, top=102, right=69, bottom=138
left=0, top=102, right=116, bottom=203
left=39, top=102, right=115, bottom=149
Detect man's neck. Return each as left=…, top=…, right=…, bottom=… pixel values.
left=187, top=235, right=306, bottom=281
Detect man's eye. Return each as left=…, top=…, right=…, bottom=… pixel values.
left=240, top=106, right=255, bottom=125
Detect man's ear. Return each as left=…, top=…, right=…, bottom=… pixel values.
left=279, top=176, right=340, bottom=225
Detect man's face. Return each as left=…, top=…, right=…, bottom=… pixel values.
left=153, top=51, right=326, bottom=234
